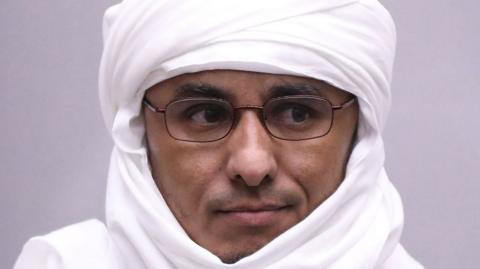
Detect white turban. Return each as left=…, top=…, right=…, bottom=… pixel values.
left=15, top=0, right=423, bottom=268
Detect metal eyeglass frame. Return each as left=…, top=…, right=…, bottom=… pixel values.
left=143, top=95, right=356, bottom=142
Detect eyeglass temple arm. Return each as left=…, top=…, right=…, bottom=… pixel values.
left=332, top=96, right=356, bottom=110
left=143, top=98, right=166, bottom=113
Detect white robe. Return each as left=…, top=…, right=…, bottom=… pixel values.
left=15, top=0, right=424, bottom=268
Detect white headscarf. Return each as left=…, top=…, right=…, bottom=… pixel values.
left=15, top=0, right=423, bottom=268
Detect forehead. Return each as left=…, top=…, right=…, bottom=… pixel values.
left=145, top=70, right=350, bottom=104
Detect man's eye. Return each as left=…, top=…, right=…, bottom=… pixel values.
left=273, top=104, right=313, bottom=124
left=290, top=106, right=309, bottom=122
left=186, top=104, right=228, bottom=124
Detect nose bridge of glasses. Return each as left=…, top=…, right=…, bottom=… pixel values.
left=229, top=104, right=271, bottom=138
left=233, top=104, right=264, bottom=110
left=231, top=104, right=267, bottom=126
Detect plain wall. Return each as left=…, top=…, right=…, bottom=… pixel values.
left=1, top=0, right=478, bottom=268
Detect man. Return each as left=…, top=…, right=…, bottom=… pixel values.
left=15, top=0, right=423, bottom=268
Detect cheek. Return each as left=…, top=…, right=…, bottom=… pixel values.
left=145, top=112, right=217, bottom=199
left=279, top=138, right=349, bottom=211
left=149, top=138, right=225, bottom=217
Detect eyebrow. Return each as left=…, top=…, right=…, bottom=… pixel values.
left=172, top=81, right=326, bottom=101
left=269, top=83, right=326, bottom=98
left=172, top=83, right=230, bottom=100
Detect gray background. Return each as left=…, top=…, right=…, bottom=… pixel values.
left=1, top=0, right=478, bottom=268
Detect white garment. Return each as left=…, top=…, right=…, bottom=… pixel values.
left=15, top=0, right=424, bottom=268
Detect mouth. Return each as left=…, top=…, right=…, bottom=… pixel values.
left=215, top=203, right=292, bottom=226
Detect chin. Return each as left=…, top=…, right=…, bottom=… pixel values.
left=217, top=244, right=262, bottom=264
left=212, top=233, right=275, bottom=264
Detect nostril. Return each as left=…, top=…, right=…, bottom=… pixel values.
left=227, top=155, right=277, bottom=186
left=231, top=173, right=272, bottom=188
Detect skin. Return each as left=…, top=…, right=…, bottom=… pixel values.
left=143, top=70, right=359, bottom=264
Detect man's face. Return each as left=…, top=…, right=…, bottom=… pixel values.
left=144, top=70, right=358, bottom=263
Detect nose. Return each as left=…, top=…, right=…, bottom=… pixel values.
left=225, top=111, right=277, bottom=187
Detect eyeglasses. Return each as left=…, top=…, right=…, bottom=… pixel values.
left=143, top=95, right=356, bottom=142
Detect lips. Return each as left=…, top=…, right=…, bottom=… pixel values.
left=216, top=203, right=291, bottom=226
left=220, top=203, right=287, bottom=212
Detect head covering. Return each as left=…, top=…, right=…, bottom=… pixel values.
left=15, top=0, right=423, bottom=268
